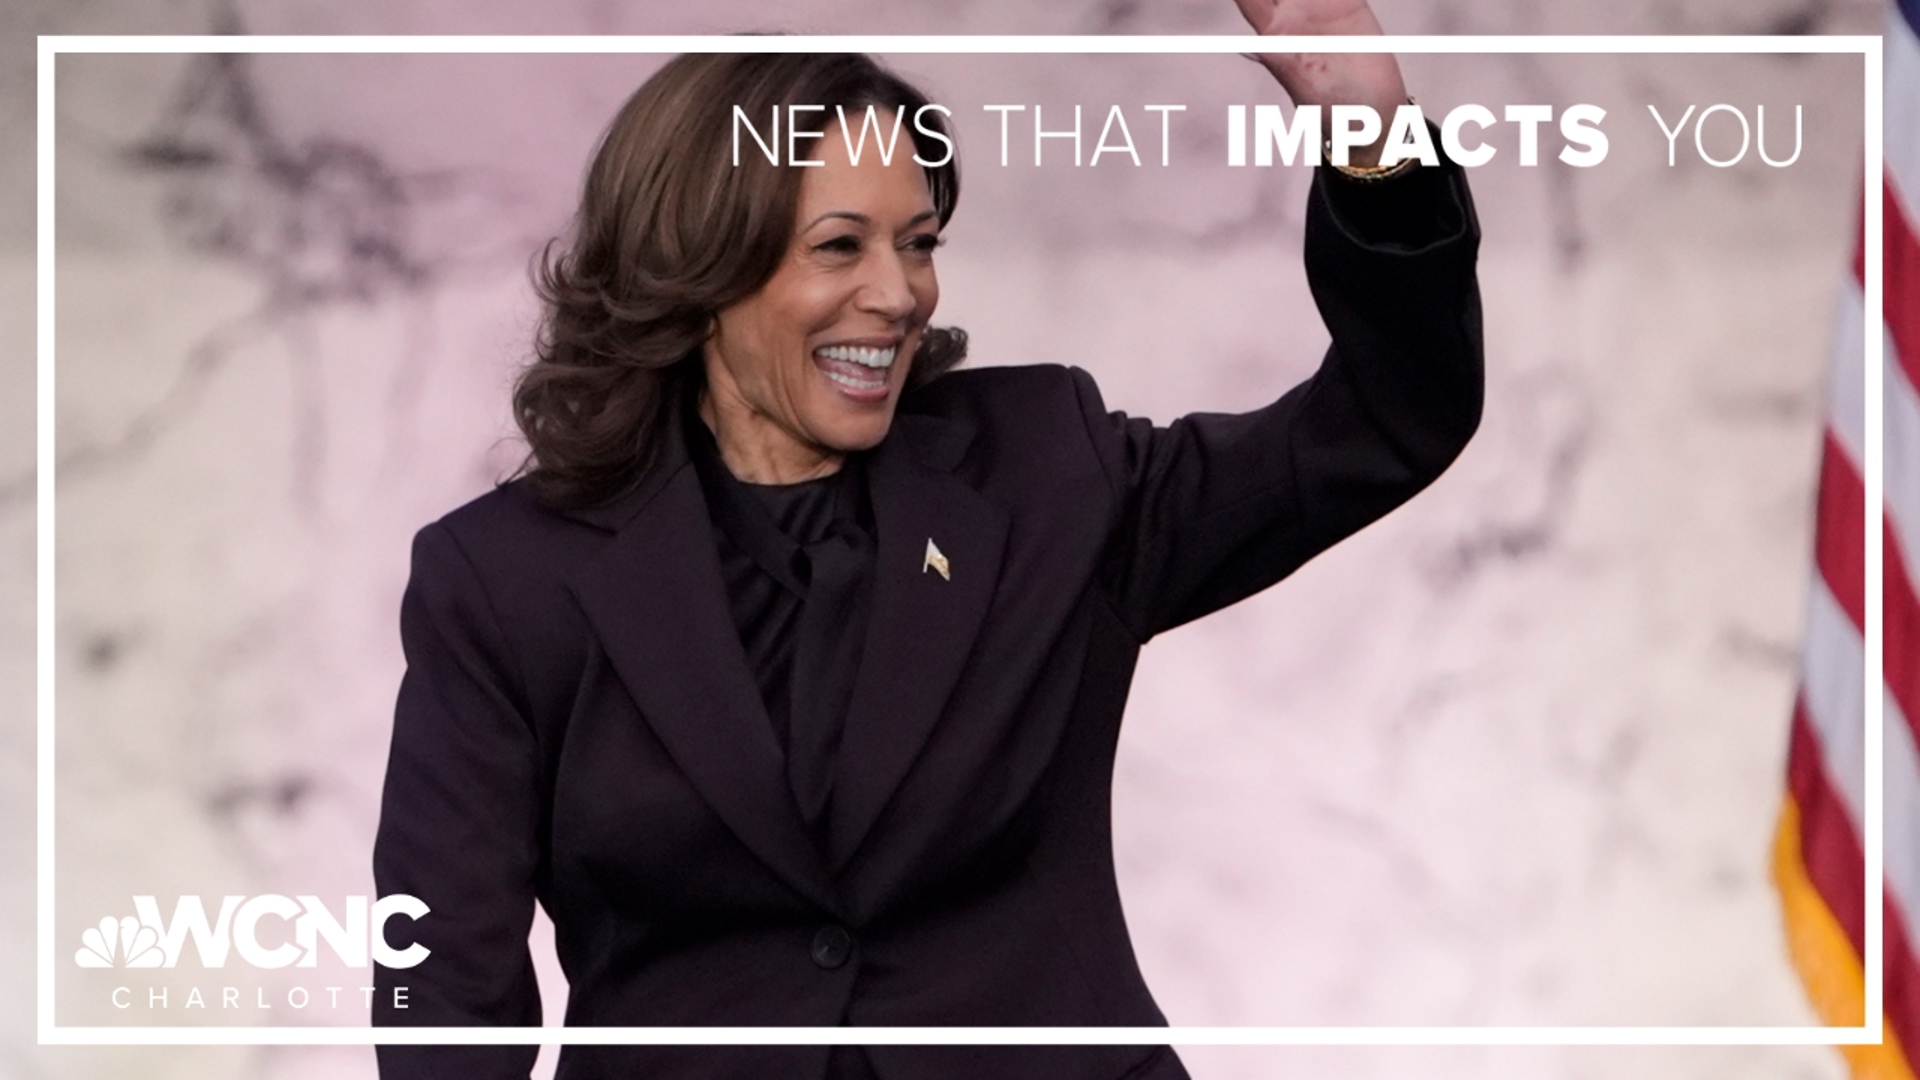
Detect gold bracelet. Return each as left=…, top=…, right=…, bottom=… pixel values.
left=1325, top=153, right=1417, bottom=182
left=1324, top=96, right=1419, bottom=182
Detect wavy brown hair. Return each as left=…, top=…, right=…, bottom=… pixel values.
left=513, top=53, right=965, bottom=509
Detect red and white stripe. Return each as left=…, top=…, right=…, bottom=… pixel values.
left=1779, top=2, right=1920, bottom=1072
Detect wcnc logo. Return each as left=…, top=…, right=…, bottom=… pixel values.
left=74, top=895, right=430, bottom=970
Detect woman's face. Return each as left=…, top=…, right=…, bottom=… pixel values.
left=701, top=114, right=942, bottom=483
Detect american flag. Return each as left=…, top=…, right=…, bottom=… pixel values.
left=1774, top=0, right=1920, bottom=1074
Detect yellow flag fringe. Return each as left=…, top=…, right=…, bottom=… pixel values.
left=1774, top=796, right=1917, bottom=1080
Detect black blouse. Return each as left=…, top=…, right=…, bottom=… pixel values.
left=684, top=405, right=877, bottom=843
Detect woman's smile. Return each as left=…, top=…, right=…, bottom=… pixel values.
left=813, top=340, right=901, bottom=400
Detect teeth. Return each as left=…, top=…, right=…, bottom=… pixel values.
left=816, top=344, right=896, bottom=368
left=825, top=369, right=886, bottom=390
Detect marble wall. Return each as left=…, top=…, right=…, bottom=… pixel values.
left=5, top=0, right=1889, bottom=1076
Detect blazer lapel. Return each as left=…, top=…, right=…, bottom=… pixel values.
left=567, top=448, right=841, bottom=916
left=826, top=411, right=1009, bottom=870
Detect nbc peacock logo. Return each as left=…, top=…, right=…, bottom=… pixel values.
left=75, top=915, right=164, bottom=968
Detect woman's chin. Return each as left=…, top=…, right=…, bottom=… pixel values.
left=810, top=408, right=897, bottom=455
left=833, top=420, right=895, bottom=454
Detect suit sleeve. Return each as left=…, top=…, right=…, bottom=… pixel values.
left=372, top=521, right=542, bottom=1079
left=1084, top=154, right=1484, bottom=641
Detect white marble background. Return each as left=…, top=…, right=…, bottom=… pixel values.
left=3, top=0, right=1886, bottom=1076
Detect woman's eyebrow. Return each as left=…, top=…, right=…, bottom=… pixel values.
left=802, top=209, right=940, bottom=231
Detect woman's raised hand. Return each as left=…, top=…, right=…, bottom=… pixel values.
left=1231, top=0, right=1409, bottom=163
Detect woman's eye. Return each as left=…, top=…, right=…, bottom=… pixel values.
left=815, top=236, right=862, bottom=255
left=904, top=234, right=944, bottom=255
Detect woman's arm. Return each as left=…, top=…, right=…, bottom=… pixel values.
left=1085, top=3, right=1483, bottom=640
left=372, top=521, right=543, bottom=1078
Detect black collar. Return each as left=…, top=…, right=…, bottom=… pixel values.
left=683, top=391, right=873, bottom=592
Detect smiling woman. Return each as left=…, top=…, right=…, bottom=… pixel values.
left=701, top=115, right=945, bottom=483
left=510, top=53, right=965, bottom=508
left=372, top=30, right=1483, bottom=1080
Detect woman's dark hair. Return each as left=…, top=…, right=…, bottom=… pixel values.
left=513, top=52, right=965, bottom=508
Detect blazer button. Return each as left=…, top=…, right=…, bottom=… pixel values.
left=810, top=925, right=853, bottom=970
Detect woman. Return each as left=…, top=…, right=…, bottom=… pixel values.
left=371, top=5, right=1482, bottom=1079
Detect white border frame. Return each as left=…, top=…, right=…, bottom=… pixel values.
left=36, top=33, right=1886, bottom=1049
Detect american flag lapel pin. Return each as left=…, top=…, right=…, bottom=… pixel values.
left=922, top=538, right=951, bottom=581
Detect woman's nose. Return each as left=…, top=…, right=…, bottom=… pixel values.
left=856, top=251, right=916, bottom=320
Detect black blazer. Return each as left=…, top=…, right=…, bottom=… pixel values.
left=372, top=160, right=1483, bottom=1080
